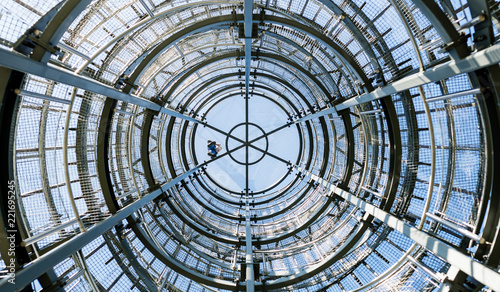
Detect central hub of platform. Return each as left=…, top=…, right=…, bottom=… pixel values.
left=225, top=122, right=269, bottom=165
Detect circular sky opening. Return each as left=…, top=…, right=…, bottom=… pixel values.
left=194, top=94, right=300, bottom=193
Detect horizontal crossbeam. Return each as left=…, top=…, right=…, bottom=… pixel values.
left=295, top=165, right=500, bottom=292
left=0, top=49, right=203, bottom=124
left=336, top=42, right=500, bottom=110
left=294, top=43, right=500, bottom=122
left=0, top=165, right=202, bottom=290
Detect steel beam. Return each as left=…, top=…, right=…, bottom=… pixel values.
left=30, top=0, right=94, bottom=63
left=471, top=66, right=500, bottom=271
left=0, top=50, right=159, bottom=109
left=335, top=43, right=500, bottom=110
left=296, top=166, right=500, bottom=292
left=0, top=49, right=208, bottom=126
left=0, top=166, right=202, bottom=290
left=97, top=99, right=120, bottom=214
left=295, top=43, right=500, bottom=119
left=378, top=97, right=401, bottom=211
left=116, top=229, right=158, bottom=291
left=244, top=204, right=255, bottom=292
left=338, top=110, right=354, bottom=189
left=140, top=111, right=158, bottom=189
left=159, top=107, right=200, bottom=123
left=137, top=0, right=154, bottom=18
left=243, top=2, right=254, bottom=285
left=244, top=0, right=253, bottom=99
left=411, top=0, right=468, bottom=59
left=130, top=217, right=237, bottom=290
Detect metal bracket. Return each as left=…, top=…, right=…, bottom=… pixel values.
left=438, top=33, right=469, bottom=54
left=238, top=23, right=259, bottom=38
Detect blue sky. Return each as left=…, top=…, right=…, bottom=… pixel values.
left=194, top=94, right=300, bottom=192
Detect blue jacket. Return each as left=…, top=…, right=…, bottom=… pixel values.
left=208, top=144, right=217, bottom=155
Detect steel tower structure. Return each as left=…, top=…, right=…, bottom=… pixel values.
left=1, top=0, right=500, bottom=291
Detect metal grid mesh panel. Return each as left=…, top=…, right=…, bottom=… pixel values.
left=369, top=262, right=440, bottom=292
left=398, top=0, right=449, bottom=62
left=16, top=79, right=78, bottom=249
left=0, top=0, right=62, bottom=47
left=14, top=73, right=113, bottom=253
left=330, top=117, right=347, bottom=183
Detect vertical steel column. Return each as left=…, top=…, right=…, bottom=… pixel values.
left=244, top=0, right=253, bottom=98
left=244, top=1, right=255, bottom=291
left=245, top=203, right=254, bottom=292
left=97, top=99, right=120, bottom=214
left=127, top=106, right=142, bottom=198
left=0, top=68, right=32, bottom=288
left=472, top=65, right=500, bottom=273
left=139, top=111, right=158, bottom=189
left=339, top=110, right=354, bottom=189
